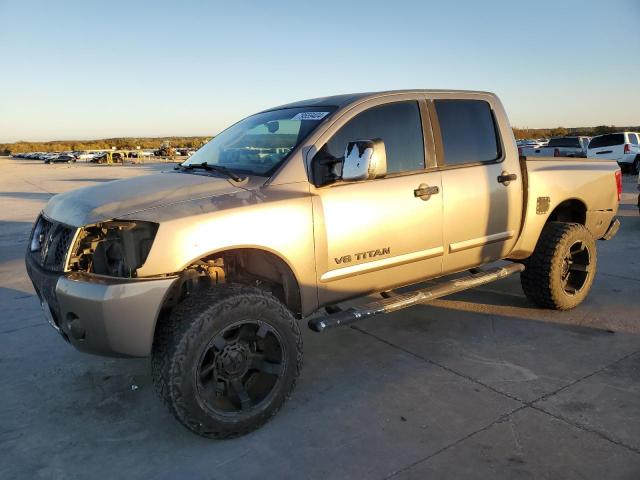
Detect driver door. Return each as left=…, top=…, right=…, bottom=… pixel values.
left=309, top=99, right=444, bottom=306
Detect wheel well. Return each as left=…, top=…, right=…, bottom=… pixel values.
left=547, top=199, right=586, bottom=225
left=161, top=248, right=302, bottom=317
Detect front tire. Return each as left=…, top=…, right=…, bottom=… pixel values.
left=152, top=284, right=303, bottom=439
left=521, top=222, right=597, bottom=310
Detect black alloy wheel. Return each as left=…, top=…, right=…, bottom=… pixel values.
left=560, top=240, right=592, bottom=295
left=196, top=320, right=285, bottom=416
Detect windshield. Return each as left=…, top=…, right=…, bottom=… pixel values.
left=183, top=106, right=337, bottom=176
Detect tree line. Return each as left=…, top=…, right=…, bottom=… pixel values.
left=0, top=136, right=211, bottom=155
left=512, top=125, right=639, bottom=140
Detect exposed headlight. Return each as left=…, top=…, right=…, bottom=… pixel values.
left=68, top=220, right=158, bottom=278
left=29, top=216, right=47, bottom=252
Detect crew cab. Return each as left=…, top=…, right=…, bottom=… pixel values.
left=587, top=132, right=640, bottom=174
left=520, top=136, right=590, bottom=158
left=25, top=90, right=621, bottom=439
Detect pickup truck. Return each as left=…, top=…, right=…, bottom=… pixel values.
left=520, top=136, right=591, bottom=158
left=25, top=90, right=622, bottom=439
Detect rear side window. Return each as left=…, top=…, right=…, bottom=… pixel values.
left=588, top=134, right=625, bottom=149
left=434, top=99, right=501, bottom=165
left=321, top=101, right=425, bottom=174
left=629, top=133, right=639, bottom=145
left=547, top=137, right=581, bottom=148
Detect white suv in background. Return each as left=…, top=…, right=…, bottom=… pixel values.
left=587, top=132, right=640, bottom=174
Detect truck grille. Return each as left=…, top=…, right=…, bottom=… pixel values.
left=29, top=215, right=77, bottom=272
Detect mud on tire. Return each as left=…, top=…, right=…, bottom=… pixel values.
left=520, top=222, right=597, bottom=310
left=151, top=284, right=303, bottom=439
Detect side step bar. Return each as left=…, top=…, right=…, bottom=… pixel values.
left=308, top=263, right=525, bottom=333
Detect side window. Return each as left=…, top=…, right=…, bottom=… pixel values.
left=434, top=99, right=501, bottom=166
left=321, top=101, right=425, bottom=174
left=629, top=133, right=639, bottom=145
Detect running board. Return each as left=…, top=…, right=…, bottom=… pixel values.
left=308, top=263, right=525, bottom=333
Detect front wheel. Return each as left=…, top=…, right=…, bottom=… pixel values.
left=152, top=284, right=303, bottom=439
left=521, top=222, right=597, bottom=310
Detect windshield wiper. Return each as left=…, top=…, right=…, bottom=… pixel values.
left=176, top=162, right=245, bottom=182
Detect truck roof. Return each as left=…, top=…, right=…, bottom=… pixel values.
left=265, top=89, right=494, bottom=112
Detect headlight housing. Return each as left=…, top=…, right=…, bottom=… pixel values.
left=68, top=220, right=158, bottom=278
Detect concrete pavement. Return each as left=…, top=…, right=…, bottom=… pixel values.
left=1, top=157, right=639, bottom=479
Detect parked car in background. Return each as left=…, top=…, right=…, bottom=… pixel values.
left=45, top=153, right=76, bottom=164
left=75, top=151, right=97, bottom=161
left=517, top=139, right=542, bottom=149
left=587, top=132, right=640, bottom=174
left=136, top=150, right=155, bottom=158
left=520, top=136, right=590, bottom=158
left=89, top=152, right=107, bottom=162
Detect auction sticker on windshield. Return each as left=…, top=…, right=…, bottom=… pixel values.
left=291, top=112, right=330, bottom=121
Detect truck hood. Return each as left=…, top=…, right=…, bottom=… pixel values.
left=44, top=171, right=262, bottom=227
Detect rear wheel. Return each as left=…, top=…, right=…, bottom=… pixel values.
left=152, top=284, right=302, bottom=439
left=632, top=156, right=640, bottom=175
left=521, top=222, right=596, bottom=310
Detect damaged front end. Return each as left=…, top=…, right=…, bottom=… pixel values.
left=26, top=215, right=177, bottom=356
left=67, top=220, right=158, bottom=278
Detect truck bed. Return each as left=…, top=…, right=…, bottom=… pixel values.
left=509, top=156, right=620, bottom=259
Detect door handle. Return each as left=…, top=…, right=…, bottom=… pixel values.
left=414, top=184, right=439, bottom=200
left=497, top=172, right=517, bottom=186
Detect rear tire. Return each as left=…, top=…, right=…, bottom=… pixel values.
left=521, top=222, right=596, bottom=310
left=632, top=156, right=640, bottom=175
left=152, top=284, right=303, bottom=439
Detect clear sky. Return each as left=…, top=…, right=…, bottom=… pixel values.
left=1, top=0, right=638, bottom=142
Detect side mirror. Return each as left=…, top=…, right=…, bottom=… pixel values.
left=342, top=138, right=387, bottom=181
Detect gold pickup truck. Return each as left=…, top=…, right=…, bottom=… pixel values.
left=25, top=90, right=621, bottom=438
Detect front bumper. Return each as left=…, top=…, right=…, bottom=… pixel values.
left=26, top=254, right=177, bottom=357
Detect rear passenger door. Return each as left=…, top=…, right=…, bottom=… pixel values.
left=430, top=97, right=524, bottom=274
